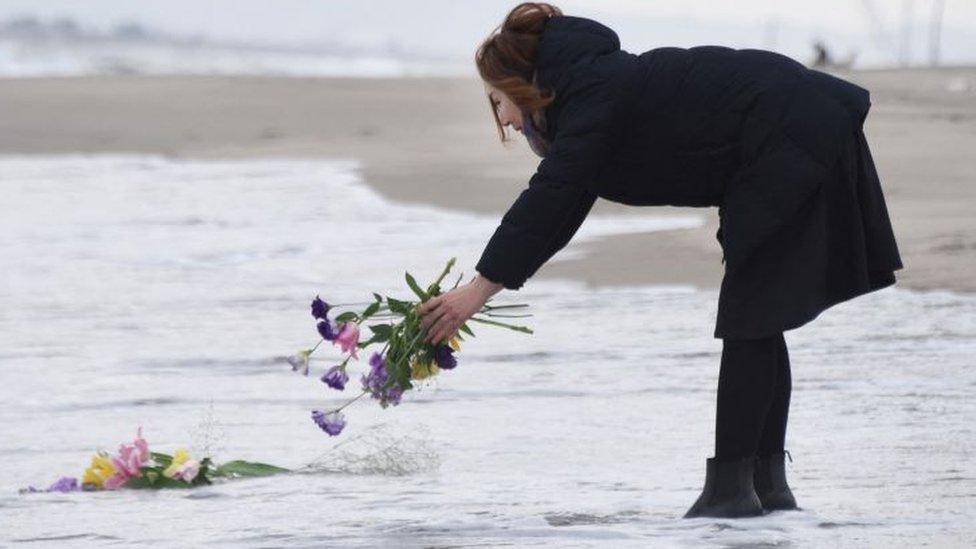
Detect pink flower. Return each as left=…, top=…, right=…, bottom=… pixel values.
left=133, top=426, right=149, bottom=462
left=171, top=459, right=201, bottom=483
left=106, top=427, right=151, bottom=489
left=333, top=322, right=360, bottom=359
left=103, top=473, right=129, bottom=490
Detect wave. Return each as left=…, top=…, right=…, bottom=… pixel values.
left=0, top=15, right=471, bottom=77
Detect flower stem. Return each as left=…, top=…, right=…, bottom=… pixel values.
left=378, top=328, right=426, bottom=393
left=469, top=316, right=534, bottom=333
left=334, top=390, right=370, bottom=412
left=427, top=257, right=457, bottom=293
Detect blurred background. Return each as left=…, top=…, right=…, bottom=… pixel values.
left=1, top=0, right=973, bottom=289
left=2, top=3, right=975, bottom=547
left=1, top=0, right=975, bottom=76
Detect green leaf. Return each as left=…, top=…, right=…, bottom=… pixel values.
left=335, top=311, right=358, bottom=323
left=125, top=475, right=192, bottom=489
left=458, top=322, right=475, bottom=337
left=405, top=271, right=428, bottom=301
left=373, top=292, right=383, bottom=302
left=386, top=297, right=412, bottom=315
left=362, top=302, right=380, bottom=319
left=214, top=460, right=289, bottom=478
left=150, top=452, right=173, bottom=468
left=391, top=364, right=413, bottom=391
left=368, top=324, right=394, bottom=343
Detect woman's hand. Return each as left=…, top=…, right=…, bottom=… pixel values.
left=417, top=274, right=504, bottom=345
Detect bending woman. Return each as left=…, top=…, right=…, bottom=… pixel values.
left=417, top=2, right=903, bottom=519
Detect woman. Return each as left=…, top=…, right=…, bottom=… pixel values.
left=417, top=3, right=903, bottom=518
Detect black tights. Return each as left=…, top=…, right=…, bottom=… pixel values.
left=714, top=332, right=792, bottom=461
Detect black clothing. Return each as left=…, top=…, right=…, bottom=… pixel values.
left=757, top=336, right=791, bottom=458
left=475, top=15, right=904, bottom=338
left=714, top=333, right=791, bottom=461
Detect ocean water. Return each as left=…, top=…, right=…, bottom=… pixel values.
left=1, top=155, right=974, bottom=548
left=0, top=39, right=469, bottom=78
left=4, top=3, right=976, bottom=76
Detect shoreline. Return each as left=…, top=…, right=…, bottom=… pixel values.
left=1, top=70, right=974, bottom=294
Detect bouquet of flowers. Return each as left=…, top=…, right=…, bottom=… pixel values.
left=20, top=427, right=286, bottom=493
left=289, top=258, right=533, bottom=436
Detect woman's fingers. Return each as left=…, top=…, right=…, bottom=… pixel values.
left=420, top=303, right=448, bottom=331
left=419, top=296, right=454, bottom=341
left=417, top=295, right=441, bottom=315
left=427, top=316, right=447, bottom=344
left=418, top=292, right=466, bottom=343
left=417, top=296, right=441, bottom=326
left=427, top=308, right=458, bottom=344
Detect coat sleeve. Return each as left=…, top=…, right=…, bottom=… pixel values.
left=475, top=74, right=620, bottom=290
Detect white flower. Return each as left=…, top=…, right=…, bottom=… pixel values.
left=287, top=349, right=312, bottom=376
left=173, top=459, right=201, bottom=483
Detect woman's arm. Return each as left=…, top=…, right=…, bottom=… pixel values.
left=475, top=180, right=598, bottom=289
left=418, top=71, right=622, bottom=342
left=475, top=73, right=618, bottom=290
left=471, top=272, right=505, bottom=299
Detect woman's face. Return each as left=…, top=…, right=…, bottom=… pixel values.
left=484, top=82, right=523, bottom=134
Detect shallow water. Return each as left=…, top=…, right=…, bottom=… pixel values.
left=1, top=155, right=974, bottom=548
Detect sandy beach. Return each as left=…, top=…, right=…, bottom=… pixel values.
left=1, top=67, right=974, bottom=293
left=3, top=69, right=976, bottom=547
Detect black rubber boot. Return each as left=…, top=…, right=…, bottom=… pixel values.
left=753, top=450, right=800, bottom=511
left=683, top=456, right=765, bottom=518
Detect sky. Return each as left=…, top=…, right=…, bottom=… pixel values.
left=1, top=1, right=974, bottom=68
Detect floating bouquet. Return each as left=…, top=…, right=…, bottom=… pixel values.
left=21, top=427, right=286, bottom=493
left=289, top=257, right=533, bottom=436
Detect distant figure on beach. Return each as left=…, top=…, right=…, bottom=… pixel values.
left=417, top=2, right=902, bottom=519
left=811, top=39, right=858, bottom=70
left=812, top=40, right=833, bottom=67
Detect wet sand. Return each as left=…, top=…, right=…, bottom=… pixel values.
left=1, top=67, right=974, bottom=293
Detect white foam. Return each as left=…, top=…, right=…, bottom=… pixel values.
left=1, top=155, right=974, bottom=548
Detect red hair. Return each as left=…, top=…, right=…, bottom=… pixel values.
left=475, top=2, right=562, bottom=143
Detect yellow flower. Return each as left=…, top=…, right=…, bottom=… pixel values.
left=449, top=335, right=461, bottom=351
left=162, top=448, right=191, bottom=479
left=410, top=356, right=440, bottom=380
left=82, top=451, right=117, bottom=489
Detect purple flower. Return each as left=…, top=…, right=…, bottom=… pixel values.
left=20, top=477, right=80, bottom=494
left=361, top=352, right=403, bottom=408
left=385, top=385, right=404, bottom=407
left=434, top=344, right=457, bottom=370
left=311, top=295, right=331, bottom=320
left=311, top=409, right=346, bottom=436
left=317, top=319, right=338, bottom=341
left=369, top=351, right=386, bottom=371
left=47, top=476, right=79, bottom=492
left=362, top=352, right=388, bottom=389
left=321, top=364, right=349, bottom=391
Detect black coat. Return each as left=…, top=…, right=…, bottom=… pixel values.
left=475, top=15, right=903, bottom=339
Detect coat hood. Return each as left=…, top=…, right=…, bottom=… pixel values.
left=534, top=15, right=621, bottom=96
